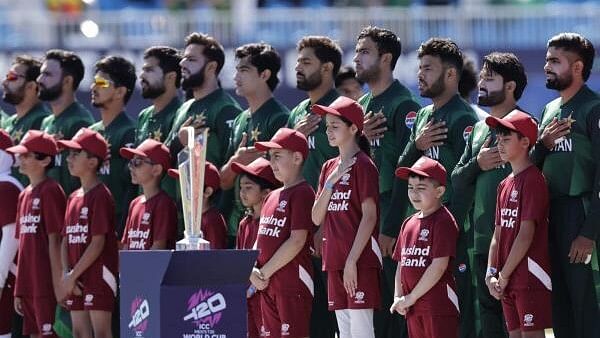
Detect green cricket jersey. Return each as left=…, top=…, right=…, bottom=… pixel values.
left=0, top=109, right=7, bottom=126
left=90, top=112, right=136, bottom=236
left=287, top=89, right=339, bottom=189
left=1, top=103, right=49, bottom=185
left=531, top=85, right=600, bottom=241
left=452, top=118, right=514, bottom=254
left=165, top=88, right=242, bottom=168
left=358, top=80, right=421, bottom=237
left=136, top=96, right=182, bottom=200
left=41, top=101, right=95, bottom=196
left=223, top=97, right=289, bottom=236
left=398, top=94, right=478, bottom=221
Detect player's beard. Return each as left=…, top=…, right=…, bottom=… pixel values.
left=296, top=71, right=322, bottom=91
left=420, top=74, right=445, bottom=98
left=38, top=81, right=63, bottom=101
left=2, top=85, right=25, bottom=105
left=545, top=71, right=572, bottom=91
left=141, top=80, right=166, bottom=99
left=356, top=63, right=380, bottom=83
left=478, top=88, right=506, bottom=107
left=181, top=64, right=206, bottom=91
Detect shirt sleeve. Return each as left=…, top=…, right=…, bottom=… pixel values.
left=356, top=157, right=380, bottom=203
left=449, top=129, right=478, bottom=227
left=530, top=107, right=550, bottom=168
left=90, top=189, right=116, bottom=236
left=580, top=107, right=600, bottom=240
left=391, top=218, right=409, bottom=261
left=430, top=212, right=458, bottom=259
left=151, top=195, right=178, bottom=243
left=290, top=186, right=316, bottom=232
left=519, top=171, right=548, bottom=224
left=43, top=184, right=67, bottom=235
left=215, top=105, right=242, bottom=167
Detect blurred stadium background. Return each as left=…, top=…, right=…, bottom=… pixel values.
left=2, top=0, right=600, bottom=121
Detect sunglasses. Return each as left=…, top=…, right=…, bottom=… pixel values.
left=5, top=71, right=25, bottom=82
left=128, top=157, right=154, bottom=168
left=93, top=75, right=114, bottom=88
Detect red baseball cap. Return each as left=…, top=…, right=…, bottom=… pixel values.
left=120, top=139, right=171, bottom=172
left=167, top=163, right=221, bottom=191
left=485, top=110, right=538, bottom=147
left=6, top=130, right=58, bottom=156
left=231, top=157, right=281, bottom=187
left=311, top=96, right=364, bottom=131
left=0, top=129, right=13, bottom=151
left=395, top=156, right=447, bottom=186
left=255, top=128, right=309, bottom=160
left=57, top=128, right=109, bottom=160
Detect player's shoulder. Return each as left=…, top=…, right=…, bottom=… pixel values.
left=290, top=180, right=316, bottom=198
left=39, top=178, right=65, bottom=196
left=291, top=98, right=311, bottom=113
left=435, top=206, right=459, bottom=231
left=355, top=151, right=377, bottom=171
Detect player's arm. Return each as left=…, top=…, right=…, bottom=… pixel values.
left=402, top=256, right=449, bottom=306
left=579, top=109, right=600, bottom=242
left=259, top=229, right=309, bottom=279
left=48, top=233, right=64, bottom=294
left=498, top=220, right=535, bottom=283
left=311, top=181, right=333, bottom=226
left=450, top=130, right=478, bottom=227
left=487, top=225, right=500, bottom=278
left=530, top=108, right=551, bottom=167
left=67, top=234, right=105, bottom=282
left=390, top=262, right=406, bottom=315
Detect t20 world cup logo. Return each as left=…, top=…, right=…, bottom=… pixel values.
left=183, top=289, right=227, bottom=329
left=128, top=297, right=150, bottom=336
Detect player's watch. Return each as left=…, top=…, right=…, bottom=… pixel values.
left=485, top=267, right=497, bottom=279
left=324, top=181, right=334, bottom=191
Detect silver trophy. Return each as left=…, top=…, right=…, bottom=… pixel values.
left=176, top=126, right=211, bottom=250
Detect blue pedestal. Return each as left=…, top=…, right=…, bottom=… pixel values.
left=120, top=250, right=258, bottom=338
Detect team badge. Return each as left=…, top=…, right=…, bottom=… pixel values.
left=32, top=198, right=40, bottom=209
left=510, top=190, right=518, bottom=202
left=463, top=126, right=474, bottom=141
left=405, top=111, right=417, bottom=130
left=524, top=313, right=534, bottom=327
left=141, top=212, right=151, bottom=224
left=340, top=173, right=351, bottom=185
left=281, top=323, right=290, bottom=335
left=354, top=291, right=365, bottom=304
left=418, top=229, right=429, bottom=241
left=81, top=207, right=89, bottom=219
left=277, top=200, right=287, bottom=212
left=42, top=324, right=52, bottom=333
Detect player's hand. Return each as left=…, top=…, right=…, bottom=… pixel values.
left=325, top=156, right=356, bottom=187
left=540, top=118, right=571, bottom=150
left=390, top=296, right=408, bottom=316
left=415, top=120, right=447, bottom=151
left=486, top=276, right=503, bottom=300
left=343, top=259, right=358, bottom=297
left=294, top=114, right=321, bottom=137
left=477, top=137, right=504, bottom=171
left=178, top=115, right=208, bottom=145
left=61, top=271, right=81, bottom=298
left=398, top=293, right=416, bottom=313
left=497, top=272, right=510, bottom=292
left=568, top=235, right=595, bottom=264
left=14, top=296, right=23, bottom=316
left=249, top=268, right=269, bottom=291
left=363, top=111, right=387, bottom=142
left=232, top=132, right=264, bottom=165
left=378, top=234, right=396, bottom=257
left=312, top=227, right=323, bottom=257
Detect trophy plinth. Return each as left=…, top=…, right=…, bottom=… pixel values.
left=176, top=236, right=210, bottom=251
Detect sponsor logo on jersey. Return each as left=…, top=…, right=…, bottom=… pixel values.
left=425, top=146, right=440, bottom=160
left=307, top=135, right=316, bottom=150
left=500, top=208, right=518, bottom=228
left=127, top=228, right=151, bottom=249
left=405, top=111, right=417, bottom=130
left=327, top=189, right=352, bottom=212
left=258, top=215, right=288, bottom=237
left=463, top=126, right=474, bottom=141
left=183, top=289, right=227, bottom=331
left=418, top=229, right=429, bottom=241
left=551, top=137, right=572, bottom=152
left=510, top=190, right=518, bottom=202
left=19, top=214, right=40, bottom=233
left=400, top=245, right=431, bottom=267
left=65, top=223, right=89, bottom=244
left=524, top=313, right=534, bottom=327
left=129, top=296, right=150, bottom=335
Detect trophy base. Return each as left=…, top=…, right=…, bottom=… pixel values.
left=176, top=237, right=211, bottom=251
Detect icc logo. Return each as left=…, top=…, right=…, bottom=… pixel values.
left=510, top=190, right=518, bottom=202
left=340, top=173, right=351, bottom=185
left=142, top=212, right=151, bottom=224
left=524, top=313, right=534, bottom=327
left=129, top=297, right=150, bottom=334
left=184, top=289, right=227, bottom=328
left=355, top=291, right=365, bottom=302
left=277, top=200, right=287, bottom=212
left=418, top=229, right=429, bottom=241
left=33, top=198, right=40, bottom=209
left=81, top=207, right=89, bottom=219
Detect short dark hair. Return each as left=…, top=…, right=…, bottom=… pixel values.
left=548, top=32, right=595, bottom=81
left=95, top=56, right=137, bottom=104
left=482, top=52, right=527, bottom=100
left=240, top=172, right=278, bottom=191
left=418, top=38, right=464, bottom=75
left=357, top=26, right=402, bottom=71
left=297, top=36, right=343, bottom=76
left=408, top=173, right=441, bottom=187
left=185, top=32, right=226, bottom=75
left=14, top=55, right=41, bottom=82
left=458, top=57, right=478, bottom=100
left=235, top=43, right=281, bottom=91
left=335, top=65, right=364, bottom=87
left=143, top=46, right=182, bottom=88
left=44, top=49, right=85, bottom=91
left=33, top=152, right=55, bottom=171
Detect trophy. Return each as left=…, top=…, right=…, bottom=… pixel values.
left=175, top=126, right=211, bottom=250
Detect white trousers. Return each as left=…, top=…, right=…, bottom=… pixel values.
left=335, top=308, right=375, bottom=338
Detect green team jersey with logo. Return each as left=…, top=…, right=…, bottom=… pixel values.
left=398, top=94, right=478, bottom=221
left=90, top=112, right=136, bottom=236
left=1, top=103, right=49, bottom=185
left=287, top=89, right=339, bottom=189
left=41, top=102, right=95, bottom=196
left=452, top=119, right=514, bottom=254
left=223, top=97, right=289, bottom=236
left=358, top=80, right=421, bottom=237
left=531, top=85, right=600, bottom=241
left=165, top=88, right=242, bottom=168
left=136, top=96, right=182, bottom=200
